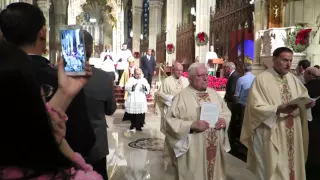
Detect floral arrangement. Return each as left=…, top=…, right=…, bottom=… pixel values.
left=244, top=56, right=252, bottom=64
left=195, top=32, right=209, bottom=46
left=285, top=26, right=312, bottom=53
left=167, top=43, right=175, bottom=54
left=134, top=52, right=140, bottom=59
left=182, top=72, right=227, bottom=91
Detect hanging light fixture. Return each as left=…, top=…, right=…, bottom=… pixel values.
left=190, top=7, right=196, bottom=16
left=140, top=34, right=143, bottom=40
left=89, top=18, right=97, bottom=23
left=130, top=30, right=133, bottom=38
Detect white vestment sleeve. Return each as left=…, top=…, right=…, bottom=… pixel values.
left=173, top=134, right=192, bottom=158
left=263, top=111, right=277, bottom=128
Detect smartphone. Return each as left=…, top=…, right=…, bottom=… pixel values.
left=60, top=25, right=86, bottom=76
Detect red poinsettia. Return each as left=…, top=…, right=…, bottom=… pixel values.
left=182, top=72, right=228, bottom=90
left=197, top=32, right=205, bottom=43
left=296, top=28, right=312, bottom=45
left=167, top=44, right=173, bottom=51
left=134, top=52, right=140, bottom=59
left=167, top=43, right=175, bottom=54
left=42, top=49, right=47, bottom=55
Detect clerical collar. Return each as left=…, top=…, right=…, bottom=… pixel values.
left=189, top=85, right=207, bottom=93
left=272, top=67, right=288, bottom=78
left=173, top=75, right=180, bottom=79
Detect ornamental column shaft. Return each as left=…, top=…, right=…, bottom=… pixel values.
left=165, top=0, right=182, bottom=66
left=195, top=0, right=214, bottom=63
left=113, top=0, right=124, bottom=54
left=148, top=0, right=163, bottom=51
left=37, top=0, right=51, bottom=60
left=132, top=0, right=143, bottom=66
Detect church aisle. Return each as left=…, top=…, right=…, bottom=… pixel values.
left=106, top=110, right=255, bottom=180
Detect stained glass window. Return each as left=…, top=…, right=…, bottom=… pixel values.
left=142, top=0, right=149, bottom=39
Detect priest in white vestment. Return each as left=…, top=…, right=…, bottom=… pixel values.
left=240, top=47, right=315, bottom=180
left=164, top=63, right=231, bottom=180
left=116, top=43, right=132, bottom=83
left=124, top=68, right=150, bottom=131
left=205, top=45, right=218, bottom=76
left=100, top=44, right=115, bottom=62
left=101, top=55, right=118, bottom=82
left=156, top=62, right=189, bottom=133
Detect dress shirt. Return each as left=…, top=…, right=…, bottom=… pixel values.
left=297, top=72, right=306, bottom=84
left=234, top=72, right=255, bottom=105
left=229, top=70, right=235, bottom=78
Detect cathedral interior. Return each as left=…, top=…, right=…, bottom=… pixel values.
left=1, top=0, right=320, bottom=179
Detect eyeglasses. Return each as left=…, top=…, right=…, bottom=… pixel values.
left=196, top=74, right=208, bottom=78
left=41, top=84, right=54, bottom=99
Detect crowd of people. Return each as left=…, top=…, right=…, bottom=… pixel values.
left=1, top=2, right=320, bottom=180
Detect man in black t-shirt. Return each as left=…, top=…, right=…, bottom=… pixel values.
left=0, top=2, right=95, bottom=156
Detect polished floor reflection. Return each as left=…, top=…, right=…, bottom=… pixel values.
left=106, top=110, right=255, bottom=180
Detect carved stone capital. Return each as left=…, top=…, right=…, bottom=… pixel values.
left=150, top=0, right=164, bottom=9
left=133, top=6, right=143, bottom=14
left=37, top=0, right=51, bottom=11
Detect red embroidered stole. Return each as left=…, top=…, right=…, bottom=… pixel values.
left=277, top=77, right=295, bottom=180
left=196, top=92, right=218, bottom=180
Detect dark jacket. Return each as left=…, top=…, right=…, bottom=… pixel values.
left=224, top=71, right=240, bottom=103
left=140, top=55, right=156, bottom=76
left=305, top=79, right=320, bottom=169
left=305, top=79, right=320, bottom=119
left=84, top=68, right=117, bottom=162
left=29, top=55, right=95, bottom=156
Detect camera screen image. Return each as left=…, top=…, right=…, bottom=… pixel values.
left=60, top=28, right=85, bottom=72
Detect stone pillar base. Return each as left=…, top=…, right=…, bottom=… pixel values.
left=307, top=44, right=320, bottom=66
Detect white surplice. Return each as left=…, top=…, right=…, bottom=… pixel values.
left=124, top=77, right=150, bottom=114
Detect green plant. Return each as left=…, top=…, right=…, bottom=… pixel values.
left=285, top=26, right=309, bottom=53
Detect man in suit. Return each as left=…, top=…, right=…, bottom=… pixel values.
left=223, top=61, right=240, bottom=108
left=223, top=61, right=242, bottom=160
left=140, top=49, right=156, bottom=86
left=83, top=31, right=116, bottom=180
left=304, top=67, right=320, bottom=180
left=0, top=2, right=96, bottom=156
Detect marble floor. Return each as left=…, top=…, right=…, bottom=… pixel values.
left=106, top=110, right=255, bottom=180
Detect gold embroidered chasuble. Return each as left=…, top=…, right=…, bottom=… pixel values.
left=240, top=68, right=310, bottom=180
left=164, top=86, right=231, bottom=180
left=156, top=76, right=189, bottom=133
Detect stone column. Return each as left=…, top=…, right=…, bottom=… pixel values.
left=52, top=0, right=68, bottom=64
left=132, top=0, right=143, bottom=66
left=252, top=0, right=269, bottom=75
left=148, top=0, right=163, bottom=51
left=37, top=0, right=51, bottom=60
left=304, top=0, right=320, bottom=66
left=113, top=0, right=124, bottom=54
left=165, top=0, right=182, bottom=66
left=195, top=0, right=213, bottom=63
